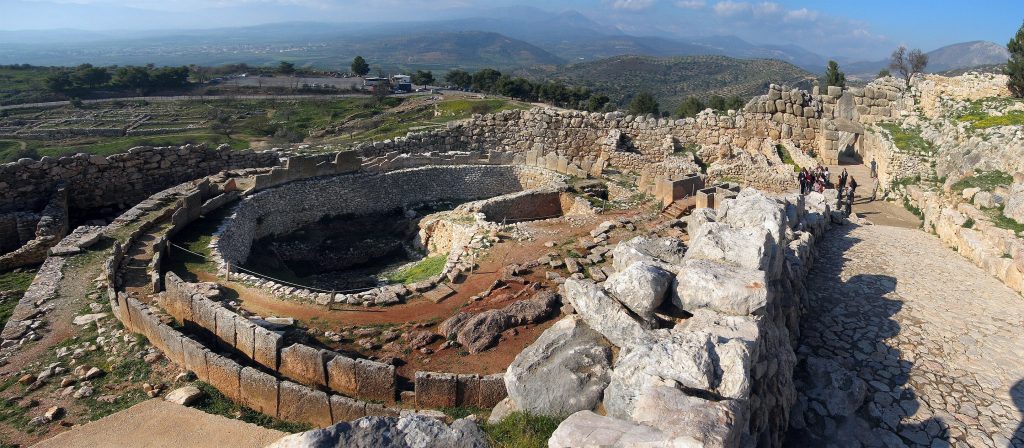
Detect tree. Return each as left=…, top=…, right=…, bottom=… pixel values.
left=707, top=95, right=726, bottom=111
left=890, top=46, right=928, bottom=83
left=587, top=94, right=610, bottom=112
left=44, top=71, right=73, bottom=93
left=276, top=61, right=296, bottom=75
left=113, top=66, right=151, bottom=93
left=471, top=69, right=502, bottom=92
left=72, top=65, right=111, bottom=89
left=445, top=70, right=473, bottom=89
left=725, top=95, right=745, bottom=111
left=628, top=92, right=659, bottom=116
left=351, top=56, right=370, bottom=76
left=372, top=79, right=392, bottom=103
left=1007, top=20, right=1024, bottom=97
left=411, top=70, right=435, bottom=86
left=877, top=69, right=891, bottom=79
left=675, top=97, right=705, bottom=118
left=824, top=60, right=846, bottom=88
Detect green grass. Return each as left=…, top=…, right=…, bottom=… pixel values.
left=775, top=144, right=801, bottom=172
left=950, top=170, right=1013, bottom=193
left=0, top=268, right=37, bottom=329
left=165, top=207, right=235, bottom=280
left=386, top=255, right=447, bottom=284
left=986, top=207, right=1024, bottom=234
left=876, top=123, right=935, bottom=155
left=483, top=411, right=564, bottom=448
left=326, top=98, right=527, bottom=146
left=192, top=382, right=311, bottom=433
left=956, top=97, right=1024, bottom=129
left=440, top=406, right=487, bottom=420
left=903, top=196, right=924, bottom=222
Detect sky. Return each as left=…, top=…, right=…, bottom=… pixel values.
left=3, top=0, right=1023, bottom=61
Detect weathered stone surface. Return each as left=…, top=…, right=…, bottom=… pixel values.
left=329, top=395, right=367, bottom=422
left=354, top=359, right=396, bottom=404
left=604, top=261, right=672, bottom=322
left=164, top=386, right=203, bottom=406
left=602, top=331, right=715, bottom=419
left=672, top=259, right=769, bottom=315
left=206, top=354, right=241, bottom=402
left=279, top=344, right=330, bottom=388
left=1003, top=183, right=1024, bottom=223
left=240, top=366, right=279, bottom=417
left=547, top=411, right=671, bottom=447
left=632, top=384, right=748, bottom=447
left=326, top=355, right=357, bottom=396
left=609, top=236, right=686, bottom=272
left=562, top=278, right=649, bottom=348
left=279, top=381, right=333, bottom=428
left=504, top=316, right=612, bottom=416
left=266, top=415, right=489, bottom=448
left=685, top=222, right=774, bottom=275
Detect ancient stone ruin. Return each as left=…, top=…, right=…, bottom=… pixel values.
left=3, top=71, right=1024, bottom=447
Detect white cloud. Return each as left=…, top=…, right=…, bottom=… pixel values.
left=712, top=0, right=748, bottom=16
left=674, top=0, right=705, bottom=9
left=784, top=7, right=818, bottom=22
left=612, top=0, right=655, bottom=10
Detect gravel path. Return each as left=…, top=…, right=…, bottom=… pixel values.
left=787, top=224, right=1024, bottom=447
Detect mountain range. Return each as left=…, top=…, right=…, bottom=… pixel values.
left=0, top=6, right=1007, bottom=76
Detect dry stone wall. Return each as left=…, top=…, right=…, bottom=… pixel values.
left=541, top=188, right=846, bottom=447
left=212, top=165, right=564, bottom=270
left=0, top=143, right=279, bottom=215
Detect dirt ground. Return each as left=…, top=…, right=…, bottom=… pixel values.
left=184, top=209, right=644, bottom=379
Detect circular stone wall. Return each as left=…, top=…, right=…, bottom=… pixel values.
left=212, top=164, right=565, bottom=270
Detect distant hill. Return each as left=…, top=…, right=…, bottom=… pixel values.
left=926, top=41, right=1009, bottom=72
left=0, top=28, right=563, bottom=71
left=844, top=40, right=1010, bottom=78
left=520, top=55, right=814, bottom=111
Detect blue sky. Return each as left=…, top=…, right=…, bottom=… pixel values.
left=4, top=0, right=1023, bottom=61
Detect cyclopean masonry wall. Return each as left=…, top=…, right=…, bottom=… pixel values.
left=0, top=143, right=279, bottom=215
left=211, top=164, right=565, bottom=274
left=906, top=185, right=1024, bottom=295
left=520, top=188, right=845, bottom=447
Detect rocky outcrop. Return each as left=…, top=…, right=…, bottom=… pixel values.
left=266, top=415, right=489, bottom=448
left=539, top=188, right=833, bottom=447
left=503, top=315, right=612, bottom=417
left=438, top=290, right=559, bottom=353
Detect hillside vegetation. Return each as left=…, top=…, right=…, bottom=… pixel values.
left=521, top=55, right=813, bottom=111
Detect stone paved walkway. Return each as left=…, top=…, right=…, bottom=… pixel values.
left=786, top=224, right=1024, bottom=448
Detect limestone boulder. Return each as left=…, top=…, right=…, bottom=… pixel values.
left=164, top=385, right=203, bottom=406
left=266, top=415, right=488, bottom=448
left=685, top=208, right=717, bottom=237
left=604, top=262, right=672, bottom=322
left=609, top=236, right=686, bottom=273
left=1003, top=183, right=1024, bottom=223
left=685, top=222, right=775, bottom=275
left=716, top=188, right=789, bottom=245
left=562, top=278, right=650, bottom=348
left=602, top=331, right=715, bottom=419
left=672, top=259, right=769, bottom=316
left=632, top=384, right=749, bottom=447
left=547, top=411, right=672, bottom=448
left=453, top=310, right=514, bottom=354
left=504, top=316, right=613, bottom=416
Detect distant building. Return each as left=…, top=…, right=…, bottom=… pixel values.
left=391, top=75, right=412, bottom=93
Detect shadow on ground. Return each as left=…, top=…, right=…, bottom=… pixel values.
left=783, top=225, right=949, bottom=447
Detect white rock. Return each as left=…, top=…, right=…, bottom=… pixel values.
left=72, top=313, right=108, bottom=326
left=164, top=386, right=204, bottom=406
left=547, top=411, right=675, bottom=448
left=604, top=262, right=672, bottom=322
left=504, top=316, right=613, bottom=416
left=672, top=259, right=768, bottom=315
left=632, top=384, right=748, bottom=447
left=562, top=278, right=650, bottom=347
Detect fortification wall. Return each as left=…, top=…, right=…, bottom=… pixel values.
left=0, top=144, right=279, bottom=215
left=546, top=188, right=844, bottom=447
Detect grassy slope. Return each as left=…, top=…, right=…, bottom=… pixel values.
left=520, top=54, right=813, bottom=111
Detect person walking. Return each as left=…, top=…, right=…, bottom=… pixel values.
left=870, top=158, right=878, bottom=178
left=849, top=176, right=858, bottom=200
left=845, top=186, right=854, bottom=216
left=798, top=168, right=807, bottom=194
left=838, top=168, right=849, bottom=192
left=823, top=167, right=831, bottom=187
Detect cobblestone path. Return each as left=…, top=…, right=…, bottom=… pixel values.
left=786, top=224, right=1024, bottom=448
